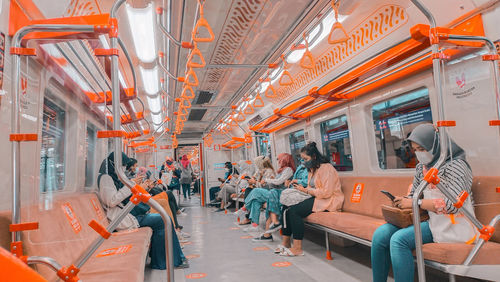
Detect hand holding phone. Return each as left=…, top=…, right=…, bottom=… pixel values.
left=380, top=190, right=395, bottom=201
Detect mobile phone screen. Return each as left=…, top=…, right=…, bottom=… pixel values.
left=380, top=190, right=395, bottom=201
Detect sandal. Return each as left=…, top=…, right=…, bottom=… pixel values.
left=279, top=247, right=304, bottom=257
left=274, top=244, right=285, bottom=254
left=239, top=219, right=251, bottom=225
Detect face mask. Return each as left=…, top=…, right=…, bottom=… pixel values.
left=300, top=159, right=305, bottom=165
left=225, top=168, right=230, bottom=172
left=135, top=168, right=139, bottom=174
left=166, top=161, right=172, bottom=165
left=304, top=160, right=313, bottom=169
left=415, top=151, right=433, bottom=165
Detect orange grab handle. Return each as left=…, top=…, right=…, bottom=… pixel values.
left=300, top=49, right=315, bottom=69
left=252, top=93, right=265, bottom=108
left=9, top=222, right=39, bottom=232
left=423, top=168, right=440, bottom=185
left=130, top=185, right=152, bottom=204
left=265, top=84, right=277, bottom=98
left=244, top=104, right=254, bottom=115
left=234, top=110, right=246, bottom=122
left=187, top=44, right=206, bottom=68
left=279, top=70, right=293, bottom=86
left=88, top=220, right=111, bottom=239
left=453, top=191, right=469, bottom=209
left=181, top=85, right=196, bottom=99
left=328, top=22, right=349, bottom=44
left=193, top=17, right=215, bottom=43
left=181, top=98, right=192, bottom=108
left=184, top=68, right=199, bottom=87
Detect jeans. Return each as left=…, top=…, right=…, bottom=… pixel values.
left=266, top=189, right=282, bottom=219
left=244, top=188, right=270, bottom=224
left=136, top=214, right=185, bottom=269
left=371, top=222, right=433, bottom=282
left=181, top=183, right=191, bottom=199
left=209, top=186, right=221, bottom=201
left=281, top=197, right=314, bottom=240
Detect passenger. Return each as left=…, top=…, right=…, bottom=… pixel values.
left=97, top=152, right=189, bottom=269
left=240, top=157, right=276, bottom=231
left=160, top=157, right=181, bottom=191
left=253, top=153, right=296, bottom=241
left=179, top=155, right=193, bottom=200
left=125, top=158, right=138, bottom=178
left=209, top=162, right=238, bottom=204
left=371, top=124, right=476, bottom=282
left=278, top=142, right=343, bottom=256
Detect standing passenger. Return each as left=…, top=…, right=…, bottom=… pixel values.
left=180, top=155, right=193, bottom=200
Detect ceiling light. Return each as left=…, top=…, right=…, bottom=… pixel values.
left=151, top=113, right=162, bottom=125
left=126, top=3, right=157, bottom=63
left=140, top=66, right=159, bottom=95
left=147, top=95, right=162, bottom=114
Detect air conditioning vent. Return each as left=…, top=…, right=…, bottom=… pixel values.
left=188, top=109, right=207, bottom=121
left=248, top=115, right=263, bottom=126
left=194, top=90, right=215, bottom=104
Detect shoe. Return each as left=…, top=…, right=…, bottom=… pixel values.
left=177, top=233, right=189, bottom=243
left=175, top=261, right=190, bottom=269
left=243, top=225, right=260, bottom=232
left=234, top=209, right=246, bottom=218
left=264, top=223, right=282, bottom=234
left=224, top=202, right=233, bottom=209
left=252, top=234, right=273, bottom=242
left=180, top=208, right=186, bottom=213
left=176, top=225, right=184, bottom=230
left=177, top=212, right=188, bottom=217
left=214, top=208, right=225, bottom=212
left=180, top=231, right=191, bottom=238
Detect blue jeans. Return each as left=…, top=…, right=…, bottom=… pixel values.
left=244, top=188, right=270, bottom=224
left=136, top=214, right=185, bottom=269
left=181, top=183, right=191, bottom=199
left=209, top=186, right=221, bottom=201
left=266, top=189, right=282, bottom=219
left=371, top=222, right=433, bottom=282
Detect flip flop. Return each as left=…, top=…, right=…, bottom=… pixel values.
left=274, top=244, right=285, bottom=254
left=279, top=247, right=304, bottom=257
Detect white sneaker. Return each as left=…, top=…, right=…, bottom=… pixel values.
left=177, top=233, right=189, bottom=243
left=243, top=225, right=260, bottom=232
left=177, top=211, right=188, bottom=217
left=180, top=231, right=191, bottom=238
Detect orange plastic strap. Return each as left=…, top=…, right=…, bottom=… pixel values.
left=10, top=241, right=26, bottom=261
left=108, top=18, right=118, bottom=38
left=300, top=49, right=315, bottom=69
left=489, top=120, right=500, bottom=126
left=453, top=191, right=469, bottom=209
left=431, top=52, right=450, bottom=60
left=9, top=222, right=39, bottom=232
left=93, top=24, right=111, bottom=34
left=187, top=44, right=206, bottom=68
left=265, top=85, right=277, bottom=98
left=94, top=48, right=119, bottom=56
left=193, top=17, right=215, bottom=43
left=479, top=225, right=495, bottom=241
left=88, top=220, right=111, bottom=239
left=57, top=265, right=80, bottom=282
left=482, top=54, right=500, bottom=61
left=181, top=42, right=194, bottom=49
left=497, top=187, right=500, bottom=193
left=252, top=93, right=265, bottom=108
left=130, top=185, right=152, bottom=204
left=436, top=120, right=456, bottom=127
left=177, top=77, right=186, bottom=82
left=328, top=22, right=349, bottom=44
left=184, top=68, right=199, bottom=87
left=423, top=167, right=440, bottom=185
left=97, top=130, right=125, bottom=138
left=279, top=70, right=293, bottom=86
left=10, top=47, right=36, bottom=56
left=181, top=85, right=196, bottom=99
left=9, top=134, right=38, bottom=142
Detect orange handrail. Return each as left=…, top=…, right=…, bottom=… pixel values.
left=279, top=55, right=293, bottom=86
left=184, top=68, right=199, bottom=87
left=187, top=42, right=206, bottom=68
left=300, top=33, right=315, bottom=69
left=265, top=84, right=277, bottom=98
left=181, top=85, right=196, bottom=99
left=252, top=93, right=265, bottom=108
left=192, top=0, right=215, bottom=43
left=328, top=0, right=349, bottom=44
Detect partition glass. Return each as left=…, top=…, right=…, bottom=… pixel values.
left=320, top=115, right=353, bottom=171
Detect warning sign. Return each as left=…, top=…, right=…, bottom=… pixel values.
left=350, top=183, right=364, bottom=203
left=96, top=245, right=132, bottom=257
left=61, top=203, right=82, bottom=234
left=90, top=198, right=105, bottom=220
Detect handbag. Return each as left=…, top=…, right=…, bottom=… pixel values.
left=280, top=188, right=312, bottom=207
left=381, top=204, right=429, bottom=229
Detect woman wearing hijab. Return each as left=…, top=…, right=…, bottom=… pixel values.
left=180, top=155, right=193, bottom=200
left=371, top=124, right=476, bottom=282
left=97, top=152, right=189, bottom=269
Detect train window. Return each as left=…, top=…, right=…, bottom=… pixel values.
left=320, top=115, right=353, bottom=171
left=85, top=123, right=97, bottom=187
left=40, top=97, right=66, bottom=192
left=371, top=88, right=432, bottom=169
left=288, top=129, right=306, bottom=166
left=256, top=133, right=271, bottom=158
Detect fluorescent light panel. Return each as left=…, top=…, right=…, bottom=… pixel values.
left=126, top=3, right=157, bottom=63
left=140, top=66, right=159, bottom=95
left=147, top=95, right=162, bottom=113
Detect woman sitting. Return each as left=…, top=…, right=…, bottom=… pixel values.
left=371, top=124, right=476, bottom=282
left=278, top=142, right=344, bottom=256
left=253, top=153, right=296, bottom=241
left=209, top=162, right=238, bottom=204
left=98, top=153, right=189, bottom=269
left=217, top=160, right=255, bottom=211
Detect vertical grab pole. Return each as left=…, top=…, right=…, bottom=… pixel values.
left=110, top=1, right=174, bottom=281
left=410, top=1, right=451, bottom=281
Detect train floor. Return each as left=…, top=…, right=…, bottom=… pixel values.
left=144, top=195, right=481, bottom=282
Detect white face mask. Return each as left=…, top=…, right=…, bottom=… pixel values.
left=225, top=168, right=230, bottom=172
left=415, top=151, right=433, bottom=165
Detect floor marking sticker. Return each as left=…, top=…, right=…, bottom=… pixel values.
left=181, top=241, right=193, bottom=246
left=272, top=261, right=291, bottom=267
left=186, top=273, right=207, bottom=279
left=229, top=227, right=240, bottom=230
left=253, top=246, right=270, bottom=251
left=185, top=254, right=200, bottom=259
left=240, top=235, right=253, bottom=239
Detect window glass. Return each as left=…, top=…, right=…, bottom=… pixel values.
left=288, top=129, right=306, bottom=166
left=85, top=123, right=97, bottom=187
left=372, top=88, right=432, bottom=169
left=320, top=115, right=353, bottom=171
left=40, top=97, right=66, bottom=192
left=256, top=133, right=271, bottom=158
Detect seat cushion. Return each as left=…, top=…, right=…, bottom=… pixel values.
left=306, top=211, right=385, bottom=241
left=79, top=227, right=152, bottom=282
left=422, top=242, right=500, bottom=265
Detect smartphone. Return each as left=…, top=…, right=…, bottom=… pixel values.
left=380, top=190, right=395, bottom=201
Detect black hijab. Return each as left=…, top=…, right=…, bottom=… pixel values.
left=99, top=152, right=131, bottom=190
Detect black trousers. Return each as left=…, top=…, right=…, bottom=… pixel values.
left=281, top=197, right=314, bottom=240
left=165, top=190, right=180, bottom=229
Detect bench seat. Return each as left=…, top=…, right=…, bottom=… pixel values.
left=422, top=242, right=500, bottom=265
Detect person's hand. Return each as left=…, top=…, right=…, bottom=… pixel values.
left=294, top=183, right=305, bottom=192
left=285, top=180, right=290, bottom=187
left=260, top=179, right=266, bottom=185
left=393, top=196, right=412, bottom=209
left=290, top=179, right=298, bottom=184
left=132, top=176, right=144, bottom=185
left=248, top=178, right=256, bottom=185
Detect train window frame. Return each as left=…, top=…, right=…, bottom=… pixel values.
left=318, top=114, right=354, bottom=172
left=369, top=87, right=432, bottom=170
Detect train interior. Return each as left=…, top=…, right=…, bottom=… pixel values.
left=0, top=0, right=500, bottom=281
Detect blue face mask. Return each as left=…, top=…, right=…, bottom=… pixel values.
left=304, top=160, right=313, bottom=169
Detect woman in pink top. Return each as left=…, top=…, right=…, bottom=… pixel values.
left=278, top=142, right=344, bottom=256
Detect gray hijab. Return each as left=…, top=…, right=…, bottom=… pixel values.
left=407, top=123, right=467, bottom=167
